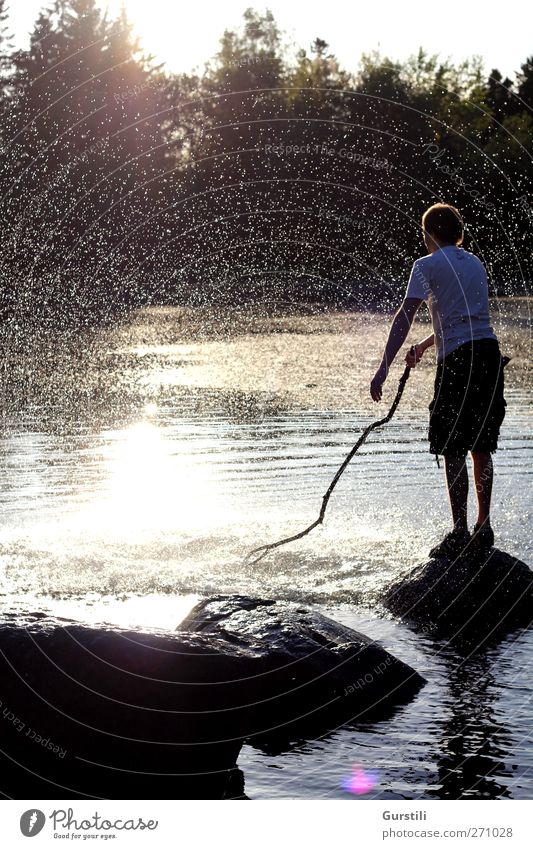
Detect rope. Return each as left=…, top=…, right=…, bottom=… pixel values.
left=245, top=364, right=412, bottom=565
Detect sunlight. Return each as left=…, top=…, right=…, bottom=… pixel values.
left=69, top=0, right=527, bottom=80
left=45, top=592, right=199, bottom=631
left=109, top=0, right=223, bottom=74
left=93, top=420, right=221, bottom=536
left=1, top=590, right=199, bottom=630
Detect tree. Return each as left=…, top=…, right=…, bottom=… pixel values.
left=1, top=5, right=531, bottom=325
left=209, top=7, right=285, bottom=93
left=0, top=0, right=12, bottom=88
left=485, top=68, right=515, bottom=120
left=1, top=0, right=170, bottom=325
left=286, top=37, right=352, bottom=119
left=516, top=55, right=533, bottom=108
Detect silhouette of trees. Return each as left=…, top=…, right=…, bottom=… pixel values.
left=0, top=5, right=530, bottom=326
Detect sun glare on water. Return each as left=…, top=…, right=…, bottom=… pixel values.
left=82, top=417, right=226, bottom=539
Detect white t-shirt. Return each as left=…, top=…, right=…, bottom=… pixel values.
left=405, top=246, right=497, bottom=361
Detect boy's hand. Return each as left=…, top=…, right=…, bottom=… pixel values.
left=370, top=364, right=388, bottom=402
left=405, top=344, right=423, bottom=367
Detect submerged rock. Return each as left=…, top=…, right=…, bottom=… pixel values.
left=0, top=596, right=424, bottom=799
left=384, top=548, right=533, bottom=641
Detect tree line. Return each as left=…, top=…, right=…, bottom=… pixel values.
left=0, top=1, right=531, bottom=327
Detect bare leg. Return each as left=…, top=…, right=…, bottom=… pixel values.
left=471, top=451, right=493, bottom=527
left=444, top=456, right=469, bottom=532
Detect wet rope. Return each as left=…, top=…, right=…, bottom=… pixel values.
left=246, top=364, right=412, bottom=565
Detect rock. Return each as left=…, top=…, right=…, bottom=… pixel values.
left=0, top=614, right=244, bottom=801
left=0, top=597, right=424, bottom=799
left=177, top=593, right=428, bottom=747
left=178, top=595, right=425, bottom=744
left=384, top=548, right=533, bottom=641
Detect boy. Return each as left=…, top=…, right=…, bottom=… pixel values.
left=370, top=203, right=506, bottom=558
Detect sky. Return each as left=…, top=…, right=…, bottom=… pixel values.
left=7, top=0, right=533, bottom=81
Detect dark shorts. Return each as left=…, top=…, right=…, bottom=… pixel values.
left=429, top=338, right=507, bottom=458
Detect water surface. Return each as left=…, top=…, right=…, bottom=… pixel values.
left=1, top=302, right=531, bottom=798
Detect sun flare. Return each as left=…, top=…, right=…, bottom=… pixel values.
left=90, top=420, right=221, bottom=535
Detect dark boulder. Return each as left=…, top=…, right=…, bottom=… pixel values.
left=0, top=597, right=424, bottom=799
left=0, top=612, right=245, bottom=801
left=178, top=595, right=425, bottom=744
left=384, top=548, right=533, bottom=641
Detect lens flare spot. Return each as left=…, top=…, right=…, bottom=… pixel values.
left=341, top=765, right=379, bottom=795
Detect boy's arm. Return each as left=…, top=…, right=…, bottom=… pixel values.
left=405, top=332, right=434, bottom=365
left=370, top=298, right=423, bottom=401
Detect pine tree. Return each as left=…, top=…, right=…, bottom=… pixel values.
left=516, top=55, right=533, bottom=108
left=485, top=68, right=515, bottom=120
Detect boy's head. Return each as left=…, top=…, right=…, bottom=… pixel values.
left=422, top=203, right=464, bottom=251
